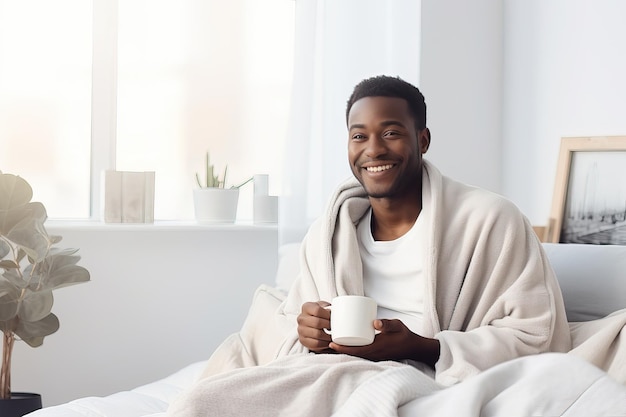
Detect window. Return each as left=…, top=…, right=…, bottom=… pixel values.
left=0, top=0, right=295, bottom=221
left=0, top=0, right=93, bottom=218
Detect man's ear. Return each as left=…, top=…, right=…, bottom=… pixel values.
left=418, top=128, right=431, bottom=154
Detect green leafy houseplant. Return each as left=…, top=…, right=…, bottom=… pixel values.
left=0, top=172, right=90, bottom=400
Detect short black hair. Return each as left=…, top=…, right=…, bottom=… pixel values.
left=346, top=75, right=427, bottom=130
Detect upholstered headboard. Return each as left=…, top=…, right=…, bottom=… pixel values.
left=275, top=243, right=626, bottom=323
left=542, top=243, right=626, bottom=322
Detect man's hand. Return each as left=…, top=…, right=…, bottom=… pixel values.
left=297, top=301, right=333, bottom=352
left=329, top=319, right=441, bottom=368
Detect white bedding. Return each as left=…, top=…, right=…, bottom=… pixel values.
left=28, top=351, right=626, bottom=417
left=26, top=361, right=205, bottom=417
left=398, top=352, right=626, bottom=417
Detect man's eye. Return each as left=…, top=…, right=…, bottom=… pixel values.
left=383, top=130, right=399, bottom=137
left=352, top=134, right=366, bottom=140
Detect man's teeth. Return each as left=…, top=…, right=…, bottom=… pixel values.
left=366, top=164, right=393, bottom=173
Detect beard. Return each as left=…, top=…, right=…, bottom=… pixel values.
left=357, top=170, right=422, bottom=200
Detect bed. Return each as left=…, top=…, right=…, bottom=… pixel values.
left=26, top=243, right=626, bottom=416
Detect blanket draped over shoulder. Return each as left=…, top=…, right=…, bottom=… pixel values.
left=198, top=160, right=572, bottom=384
left=167, top=161, right=626, bottom=416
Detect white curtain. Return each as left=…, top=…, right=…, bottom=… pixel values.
left=279, top=0, right=423, bottom=245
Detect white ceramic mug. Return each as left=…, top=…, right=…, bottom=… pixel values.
left=323, top=295, right=378, bottom=346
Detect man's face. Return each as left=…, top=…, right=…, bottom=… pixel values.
left=347, top=96, right=429, bottom=199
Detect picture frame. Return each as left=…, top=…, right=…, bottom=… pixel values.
left=548, top=136, right=626, bottom=244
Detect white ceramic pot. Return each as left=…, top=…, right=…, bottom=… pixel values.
left=193, top=188, right=239, bottom=223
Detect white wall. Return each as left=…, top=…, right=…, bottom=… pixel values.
left=12, top=223, right=278, bottom=407
left=502, top=0, right=626, bottom=224
left=420, top=0, right=503, bottom=193
left=422, top=0, right=626, bottom=226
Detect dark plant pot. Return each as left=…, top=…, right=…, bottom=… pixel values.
left=0, top=392, right=42, bottom=416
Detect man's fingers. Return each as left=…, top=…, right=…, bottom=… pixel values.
left=301, top=301, right=331, bottom=318
left=298, top=326, right=332, bottom=351
left=376, top=319, right=404, bottom=333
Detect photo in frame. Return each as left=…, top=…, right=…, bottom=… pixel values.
left=548, top=136, right=626, bottom=244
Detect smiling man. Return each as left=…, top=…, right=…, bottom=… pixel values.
left=295, top=75, right=571, bottom=377
left=167, top=76, right=572, bottom=416
left=348, top=95, right=428, bottom=237
left=348, top=96, right=427, bottom=202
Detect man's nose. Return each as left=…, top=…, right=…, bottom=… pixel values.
left=365, top=136, right=386, bottom=158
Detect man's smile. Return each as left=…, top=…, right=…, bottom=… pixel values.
left=364, top=164, right=395, bottom=173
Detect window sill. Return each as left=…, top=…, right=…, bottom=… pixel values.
left=45, top=219, right=278, bottom=232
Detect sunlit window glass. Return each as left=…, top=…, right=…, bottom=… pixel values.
left=0, top=0, right=93, bottom=218
left=116, top=0, right=294, bottom=220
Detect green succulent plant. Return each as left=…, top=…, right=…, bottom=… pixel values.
left=195, top=152, right=227, bottom=188
left=0, top=171, right=90, bottom=399
left=195, top=152, right=253, bottom=189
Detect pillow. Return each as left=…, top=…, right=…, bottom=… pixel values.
left=542, top=243, right=626, bottom=322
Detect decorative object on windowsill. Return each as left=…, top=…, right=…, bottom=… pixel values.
left=193, top=152, right=253, bottom=223
left=103, top=170, right=155, bottom=223
left=253, top=174, right=278, bottom=224
left=0, top=171, right=90, bottom=416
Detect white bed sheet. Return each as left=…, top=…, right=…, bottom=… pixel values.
left=395, top=353, right=626, bottom=417
left=25, top=361, right=205, bottom=417
left=26, top=353, right=626, bottom=417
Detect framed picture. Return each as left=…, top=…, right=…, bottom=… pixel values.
left=548, top=136, right=626, bottom=244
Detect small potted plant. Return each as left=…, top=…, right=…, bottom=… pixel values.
left=0, top=172, right=90, bottom=416
left=193, top=152, right=252, bottom=223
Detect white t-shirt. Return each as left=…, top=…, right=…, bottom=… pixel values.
left=357, top=206, right=426, bottom=334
